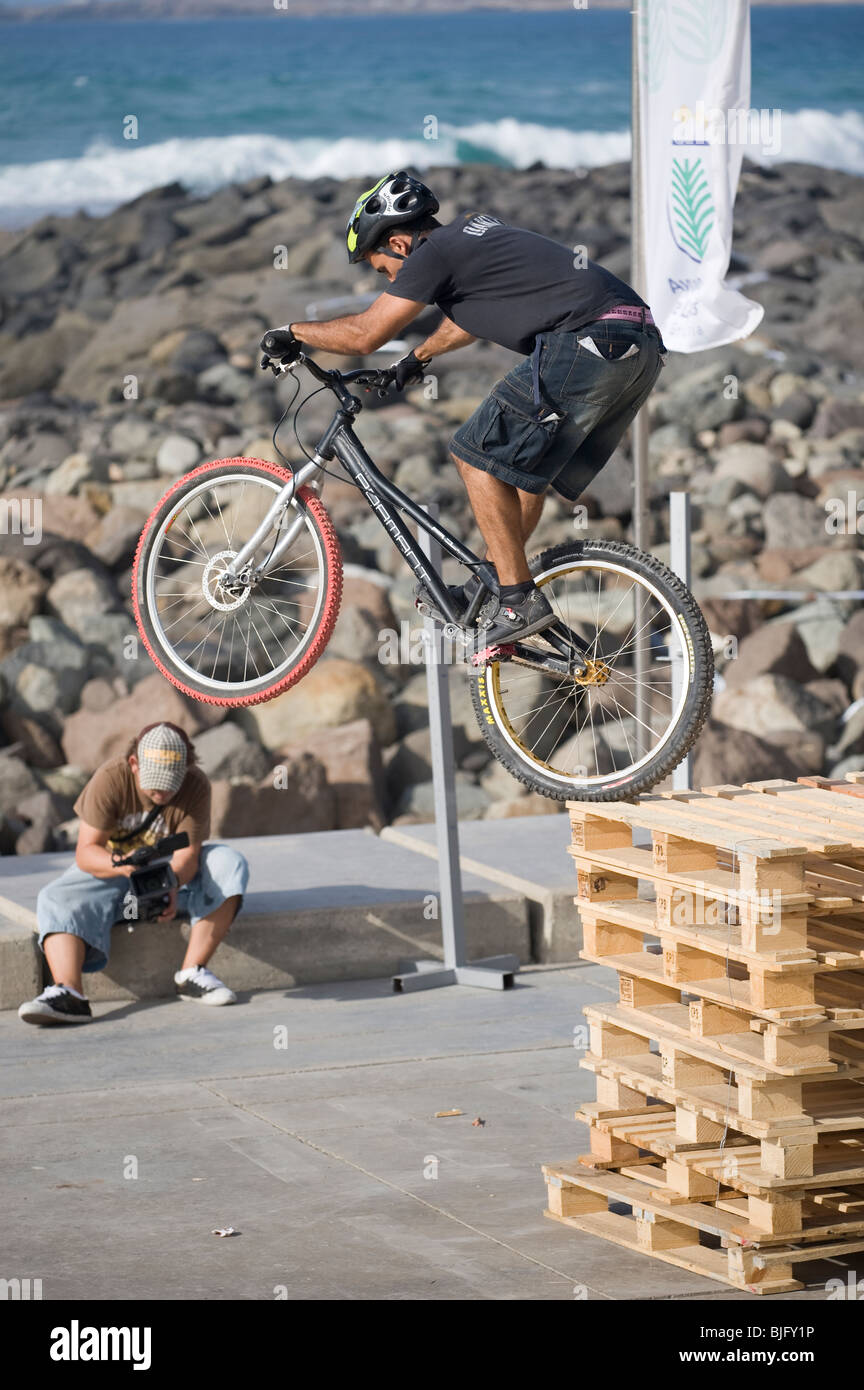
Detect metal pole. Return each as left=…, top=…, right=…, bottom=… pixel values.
left=631, top=0, right=650, bottom=760
left=669, top=491, right=693, bottom=791
left=392, top=506, right=517, bottom=992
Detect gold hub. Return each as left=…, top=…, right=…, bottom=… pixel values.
left=573, top=657, right=610, bottom=687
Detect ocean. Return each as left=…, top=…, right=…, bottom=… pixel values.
left=0, top=5, right=862, bottom=225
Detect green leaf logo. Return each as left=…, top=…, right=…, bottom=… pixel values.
left=669, top=155, right=714, bottom=262
left=669, top=0, right=729, bottom=66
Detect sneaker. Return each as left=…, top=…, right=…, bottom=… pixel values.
left=414, top=574, right=498, bottom=625
left=18, top=984, right=92, bottom=1026
left=478, top=585, right=555, bottom=646
left=175, top=965, right=236, bottom=1006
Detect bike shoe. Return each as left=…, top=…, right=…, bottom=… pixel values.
left=414, top=574, right=498, bottom=625
left=475, top=586, right=555, bottom=646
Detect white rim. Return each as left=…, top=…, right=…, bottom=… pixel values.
left=144, top=471, right=327, bottom=693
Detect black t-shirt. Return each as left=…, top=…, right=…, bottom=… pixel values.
left=384, top=212, right=646, bottom=356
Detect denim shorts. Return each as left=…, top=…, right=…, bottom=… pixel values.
left=449, top=320, right=668, bottom=501
left=36, top=842, right=250, bottom=973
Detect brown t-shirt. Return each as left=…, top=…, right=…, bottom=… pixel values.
left=74, top=757, right=211, bottom=854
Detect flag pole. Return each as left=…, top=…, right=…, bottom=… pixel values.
left=631, top=0, right=649, bottom=758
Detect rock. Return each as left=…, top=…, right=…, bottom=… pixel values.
left=340, top=569, right=397, bottom=631
left=722, top=622, right=817, bottom=689
left=384, top=724, right=473, bottom=798
left=762, top=494, right=832, bottom=552
left=756, top=239, right=817, bottom=278
left=792, top=550, right=864, bottom=594
left=836, top=611, right=864, bottom=689
left=713, top=443, right=793, bottom=499
left=155, top=433, right=201, bottom=477
left=805, top=679, right=851, bottom=719
left=108, top=417, right=161, bottom=460
left=810, top=399, right=864, bottom=440
left=46, top=567, right=120, bottom=635
left=209, top=752, right=336, bottom=836
left=327, top=602, right=388, bottom=665
left=829, top=705, right=864, bottom=763
left=693, top=720, right=803, bottom=786
left=773, top=600, right=848, bottom=675
left=774, top=390, right=815, bottom=430
left=193, top=722, right=271, bottom=781
left=42, top=452, right=99, bottom=497
left=394, top=772, right=489, bottom=823
left=86, top=506, right=149, bottom=568
left=237, top=657, right=397, bottom=748
left=715, top=418, right=769, bottom=447
left=0, top=711, right=64, bottom=767
left=61, top=671, right=205, bottom=771
left=485, top=794, right=560, bottom=819
left=281, top=718, right=386, bottom=830
left=712, top=674, right=836, bottom=741
left=0, top=555, right=46, bottom=626
left=40, top=764, right=89, bottom=801
left=698, top=596, right=764, bottom=644
left=197, top=363, right=251, bottom=405
left=168, top=329, right=226, bottom=375
left=580, top=446, right=633, bottom=518
left=0, top=752, right=41, bottom=814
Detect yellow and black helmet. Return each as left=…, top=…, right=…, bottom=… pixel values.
left=346, top=171, right=439, bottom=264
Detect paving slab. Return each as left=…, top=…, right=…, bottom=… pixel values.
left=0, top=964, right=855, bottom=1302
left=0, top=830, right=531, bottom=1006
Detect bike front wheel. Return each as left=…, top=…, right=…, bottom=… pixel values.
left=132, top=457, right=342, bottom=706
left=469, top=539, right=713, bottom=802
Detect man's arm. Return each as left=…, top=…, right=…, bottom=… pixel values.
left=413, top=317, right=477, bottom=361
left=287, top=293, right=427, bottom=356
left=76, top=821, right=135, bottom=880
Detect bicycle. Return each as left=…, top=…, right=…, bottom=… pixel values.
left=131, top=343, right=714, bottom=803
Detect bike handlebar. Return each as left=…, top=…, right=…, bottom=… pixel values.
left=260, top=349, right=395, bottom=405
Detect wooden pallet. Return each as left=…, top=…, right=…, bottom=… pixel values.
left=545, top=779, right=864, bottom=1291
left=543, top=1160, right=864, bottom=1294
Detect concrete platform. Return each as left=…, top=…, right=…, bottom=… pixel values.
left=0, top=964, right=850, bottom=1301
left=383, top=814, right=582, bottom=962
left=0, top=830, right=530, bottom=1007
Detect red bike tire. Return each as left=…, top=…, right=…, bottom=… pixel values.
left=131, top=457, right=342, bottom=707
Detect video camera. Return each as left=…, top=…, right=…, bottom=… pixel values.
left=112, top=831, right=190, bottom=922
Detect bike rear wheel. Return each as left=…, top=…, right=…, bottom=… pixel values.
left=469, top=539, right=713, bottom=801
left=132, top=458, right=342, bottom=706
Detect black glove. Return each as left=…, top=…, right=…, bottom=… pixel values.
left=392, top=350, right=430, bottom=391
left=260, top=325, right=301, bottom=365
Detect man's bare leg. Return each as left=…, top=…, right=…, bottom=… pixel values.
left=43, top=933, right=87, bottom=996
left=452, top=453, right=545, bottom=584
left=181, top=895, right=241, bottom=971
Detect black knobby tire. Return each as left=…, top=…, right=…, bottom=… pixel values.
left=468, top=539, right=714, bottom=802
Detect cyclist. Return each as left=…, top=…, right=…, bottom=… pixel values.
left=267, top=171, right=667, bottom=645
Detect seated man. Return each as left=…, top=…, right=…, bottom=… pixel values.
left=19, top=722, right=249, bottom=1025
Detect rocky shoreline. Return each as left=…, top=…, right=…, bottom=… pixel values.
left=0, top=157, right=863, bottom=853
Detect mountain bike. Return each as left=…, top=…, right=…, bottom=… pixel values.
left=132, top=347, right=713, bottom=802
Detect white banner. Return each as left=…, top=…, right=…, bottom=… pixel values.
left=637, top=0, right=764, bottom=353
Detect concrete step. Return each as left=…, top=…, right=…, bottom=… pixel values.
left=382, top=813, right=582, bottom=963
left=0, top=830, right=531, bottom=1007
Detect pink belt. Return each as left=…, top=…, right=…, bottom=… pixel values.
left=597, top=304, right=655, bottom=326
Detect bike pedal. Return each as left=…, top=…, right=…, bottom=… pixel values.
left=471, top=643, right=516, bottom=667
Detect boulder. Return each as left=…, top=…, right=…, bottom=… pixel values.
left=712, top=674, right=836, bottom=741
left=722, top=622, right=817, bottom=689
left=772, top=601, right=848, bottom=675
left=810, top=399, right=864, bottom=441
left=280, top=717, right=386, bottom=830
left=0, top=711, right=64, bottom=768
left=208, top=752, right=336, bottom=837
left=61, top=671, right=205, bottom=771
left=712, top=443, right=792, bottom=499
left=393, top=772, right=489, bottom=824
left=0, top=555, right=46, bottom=626
left=46, top=567, right=120, bottom=634
left=237, top=657, right=397, bottom=748
left=693, top=721, right=803, bottom=786
left=762, top=494, right=833, bottom=552
left=836, top=611, right=864, bottom=689
left=0, top=752, right=41, bottom=814
left=86, top=506, right=149, bottom=568
left=193, top=721, right=270, bottom=782
left=155, top=434, right=201, bottom=477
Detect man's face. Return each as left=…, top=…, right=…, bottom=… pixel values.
left=366, top=232, right=412, bottom=282
left=128, top=755, right=174, bottom=806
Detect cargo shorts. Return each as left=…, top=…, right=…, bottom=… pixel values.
left=449, top=319, right=667, bottom=502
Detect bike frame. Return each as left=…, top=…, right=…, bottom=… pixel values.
left=225, top=356, right=591, bottom=657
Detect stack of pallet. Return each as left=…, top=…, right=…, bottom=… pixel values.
left=542, top=777, right=864, bottom=1294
